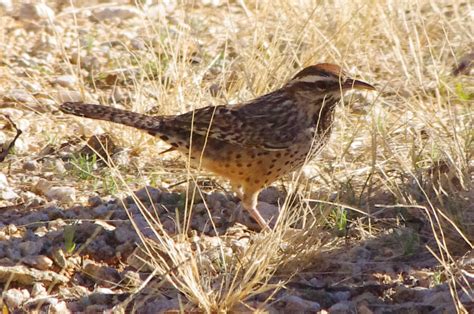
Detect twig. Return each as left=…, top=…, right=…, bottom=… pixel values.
left=0, top=115, right=23, bottom=163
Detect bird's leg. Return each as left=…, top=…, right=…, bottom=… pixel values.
left=229, top=184, right=244, bottom=223
left=241, top=189, right=270, bottom=231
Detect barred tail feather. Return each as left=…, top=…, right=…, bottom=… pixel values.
left=59, top=102, right=161, bottom=132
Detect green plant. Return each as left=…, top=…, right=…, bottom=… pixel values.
left=70, top=153, right=97, bottom=180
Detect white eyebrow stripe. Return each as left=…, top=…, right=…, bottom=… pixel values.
left=292, top=75, right=333, bottom=83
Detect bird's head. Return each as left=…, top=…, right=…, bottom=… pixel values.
left=286, top=63, right=375, bottom=95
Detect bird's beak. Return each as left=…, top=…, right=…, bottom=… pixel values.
left=343, top=78, right=376, bottom=91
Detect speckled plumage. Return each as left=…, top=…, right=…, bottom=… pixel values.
left=60, top=63, right=375, bottom=230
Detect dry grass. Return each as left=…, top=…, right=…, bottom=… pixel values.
left=1, top=0, right=472, bottom=312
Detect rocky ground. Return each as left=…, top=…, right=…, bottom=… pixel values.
left=0, top=1, right=473, bottom=313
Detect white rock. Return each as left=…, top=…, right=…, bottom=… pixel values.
left=0, top=174, right=19, bottom=200
left=21, top=81, right=42, bottom=93
left=45, top=186, right=76, bottom=203
left=0, top=0, right=13, bottom=12
left=4, top=288, right=30, bottom=309
left=19, top=3, right=55, bottom=22
left=3, top=89, right=35, bottom=103
left=92, top=6, right=142, bottom=20
left=53, top=75, right=77, bottom=88
left=0, top=108, right=24, bottom=119
left=0, top=173, right=9, bottom=190
left=1, top=189, right=19, bottom=201
left=50, top=300, right=69, bottom=313
left=31, top=282, right=47, bottom=297
left=56, top=90, right=82, bottom=103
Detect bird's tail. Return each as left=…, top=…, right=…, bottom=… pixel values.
left=59, top=102, right=161, bottom=132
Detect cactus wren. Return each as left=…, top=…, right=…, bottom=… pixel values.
left=60, top=63, right=375, bottom=231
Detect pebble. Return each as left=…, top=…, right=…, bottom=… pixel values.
left=45, top=186, right=76, bottom=203
left=134, top=186, right=161, bottom=203
left=3, top=89, right=35, bottom=103
left=258, top=186, right=281, bottom=204
left=2, top=189, right=19, bottom=201
left=256, top=201, right=280, bottom=225
left=114, top=223, right=138, bottom=243
left=31, top=282, right=47, bottom=297
left=53, top=75, right=77, bottom=89
left=92, top=6, right=142, bottom=20
left=283, top=295, right=321, bottom=312
left=142, top=298, right=180, bottom=313
left=83, top=261, right=121, bottom=287
left=50, top=300, right=69, bottom=313
left=0, top=0, right=12, bottom=12
left=56, top=90, right=83, bottom=103
left=21, top=81, right=42, bottom=93
left=328, top=301, right=354, bottom=314
left=3, top=288, right=30, bottom=309
left=21, top=255, right=53, bottom=271
left=22, top=160, right=39, bottom=172
left=331, top=291, right=351, bottom=302
left=19, top=240, right=44, bottom=256
left=19, top=3, right=55, bottom=22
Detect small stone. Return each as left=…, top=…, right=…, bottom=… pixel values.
left=53, top=75, right=76, bottom=88
left=206, top=192, right=228, bottom=208
left=423, top=290, right=452, bottom=306
left=328, top=301, right=354, bottom=314
left=6, top=246, right=21, bottom=261
left=22, top=160, right=39, bottom=171
left=45, top=186, right=76, bottom=203
left=88, top=196, right=103, bottom=207
left=331, top=291, right=351, bottom=302
left=114, top=223, right=138, bottom=243
left=56, top=90, right=82, bottom=103
left=258, top=186, right=281, bottom=204
left=283, top=295, right=321, bottom=312
left=22, top=255, right=53, bottom=271
left=83, top=261, right=121, bottom=287
left=0, top=0, right=12, bottom=12
left=19, top=240, right=44, bottom=256
left=21, top=81, right=42, bottom=93
left=2, top=189, right=19, bottom=201
left=142, top=298, right=180, bottom=313
left=256, top=201, right=280, bottom=224
left=0, top=173, right=9, bottom=190
left=50, top=300, right=69, bottom=313
left=348, top=246, right=371, bottom=261
left=309, top=277, right=325, bottom=288
left=33, top=178, right=52, bottom=195
left=51, top=248, right=67, bottom=268
left=19, top=3, right=55, bottom=22
left=3, top=89, right=35, bottom=103
left=130, top=37, right=146, bottom=50
left=134, top=186, right=161, bottom=203
left=92, top=6, right=142, bottom=20
left=31, top=282, right=47, bottom=297
left=4, top=288, right=30, bottom=309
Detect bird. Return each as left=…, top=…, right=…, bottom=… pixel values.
left=59, top=63, right=375, bottom=231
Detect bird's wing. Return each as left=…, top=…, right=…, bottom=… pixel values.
left=160, top=91, right=307, bottom=150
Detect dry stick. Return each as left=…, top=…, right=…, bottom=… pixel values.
left=0, top=115, right=23, bottom=163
